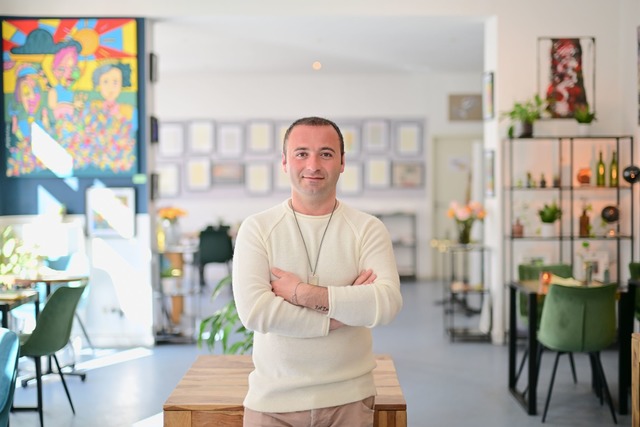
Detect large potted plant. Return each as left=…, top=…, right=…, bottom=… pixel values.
left=197, top=275, right=253, bottom=354
left=502, top=94, right=546, bottom=138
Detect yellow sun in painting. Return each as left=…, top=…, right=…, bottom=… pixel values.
left=73, top=28, right=100, bottom=56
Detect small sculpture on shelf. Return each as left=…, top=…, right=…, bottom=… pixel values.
left=577, top=167, right=591, bottom=185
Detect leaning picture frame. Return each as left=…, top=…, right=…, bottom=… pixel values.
left=86, top=187, right=136, bottom=239
left=580, top=251, right=610, bottom=282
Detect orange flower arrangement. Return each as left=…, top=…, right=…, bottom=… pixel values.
left=158, top=206, right=187, bottom=221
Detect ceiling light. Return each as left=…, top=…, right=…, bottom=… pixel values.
left=312, top=61, right=322, bottom=71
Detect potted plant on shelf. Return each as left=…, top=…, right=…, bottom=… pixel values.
left=502, top=94, right=546, bottom=138
left=538, top=200, right=562, bottom=237
left=574, top=103, right=596, bottom=136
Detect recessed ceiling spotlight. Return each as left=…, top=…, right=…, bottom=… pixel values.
left=312, top=61, right=322, bottom=71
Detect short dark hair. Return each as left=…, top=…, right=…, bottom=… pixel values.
left=282, top=117, right=344, bottom=156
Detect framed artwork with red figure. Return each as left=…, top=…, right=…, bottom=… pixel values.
left=2, top=18, right=143, bottom=177
left=537, top=37, right=596, bottom=119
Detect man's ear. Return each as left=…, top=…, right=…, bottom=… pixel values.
left=281, top=152, right=287, bottom=172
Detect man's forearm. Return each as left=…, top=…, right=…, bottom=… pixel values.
left=293, top=281, right=329, bottom=313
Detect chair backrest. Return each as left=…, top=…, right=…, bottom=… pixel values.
left=20, top=284, right=87, bottom=358
left=198, top=225, right=233, bottom=265
left=518, top=263, right=573, bottom=281
left=630, top=262, right=640, bottom=280
left=0, top=328, right=19, bottom=427
left=538, top=283, right=617, bottom=353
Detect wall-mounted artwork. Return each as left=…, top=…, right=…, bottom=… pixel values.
left=86, top=186, right=136, bottom=238
left=2, top=18, right=142, bottom=177
left=483, top=72, right=495, bottom=120
left=538, top=37, right=595, bottom=119
left=448, top=94, right=482, bottom=121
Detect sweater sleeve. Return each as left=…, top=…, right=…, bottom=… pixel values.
left=327, top=218, right=403, bottom=327
left=232, top=216, right=331, bottom=338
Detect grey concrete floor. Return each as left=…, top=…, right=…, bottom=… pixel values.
left=9, top=280, right=628, bottom=426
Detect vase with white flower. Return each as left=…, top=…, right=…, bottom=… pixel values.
left=157, top=206, right=188, bottom=251
left=447, top=200, right=486, bottom=245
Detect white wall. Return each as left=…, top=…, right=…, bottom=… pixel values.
left=154, top=71, right=483, bottom=279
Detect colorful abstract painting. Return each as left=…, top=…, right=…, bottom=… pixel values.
left=538, top=37, right=595, bottom=119
left=2, top=18, right=140, bottom=177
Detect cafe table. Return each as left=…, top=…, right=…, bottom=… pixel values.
left=0, top=288, right=40, bottom=328
left=508, top=278, right=636, bottom=416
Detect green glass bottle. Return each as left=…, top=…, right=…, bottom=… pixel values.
left=596, top=150, right=606, bottom=187
left=609, top=150, right=618, bottom=187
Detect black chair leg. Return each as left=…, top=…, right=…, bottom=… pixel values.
left=568, top=352, right=577, bottom=384
left=542, top=352, right=562, bottom=423
left=52, top=354, right=75, bottom=414
left=592, top=352, right=617, bottom=424
left=35, top=356, right=43, bottom=427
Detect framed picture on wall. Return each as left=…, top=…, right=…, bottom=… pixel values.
left=217, top=123, right=244, bottom=158
left=246, top=163, right=272, bottom=195
left=156, top=163, right=180, bottom=198
left=212, top=163, right=244, bottom=185
left=247, top=121, right=274, bottom=154
left=362, top=120, right=389, bottom=152
left=86, top=187, right=136, bottom=239
left=537, top=37, right=596, bottom=119
left=187, top=120, right=215, bottom=154
left=483, top=72, right=495, bottom=120
left=273, top=161, right=290, bottom=192
left=339, top=123, right=361, bottom=156
left=484, top=150, right=495, bottom=198
left=159, top=123, right=185, bottom=157
left=365, top=158, right=391, bottom=189
left=448, top=94, right=483, bottom=121
left=338, top=163, right=363, bottom=195
left=393, top=121, right=422, bottom=156
left=391, top=161, right=424, bottom=188
left=185, top=158, right=211, bottom=191
left=2, top=17, right=142, bottom=178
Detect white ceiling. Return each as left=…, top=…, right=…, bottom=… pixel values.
left=153, top=16, right=486, bottom=75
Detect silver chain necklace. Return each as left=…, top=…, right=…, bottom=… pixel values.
left=291, top=199, right=337, bottom=286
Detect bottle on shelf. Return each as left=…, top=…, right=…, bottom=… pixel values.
left=579, top=209, right=590, bottom=237
left=609, top=150, right=618, bottom=187
left=596, top=150, right=606, bottom=187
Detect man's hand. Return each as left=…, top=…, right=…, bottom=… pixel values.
left=270, top=267, right=301, bottom=304
left=352, top=269, right=376, bottom=286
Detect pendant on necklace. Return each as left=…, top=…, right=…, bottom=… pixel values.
left=308, top=274, right=319, bottom=286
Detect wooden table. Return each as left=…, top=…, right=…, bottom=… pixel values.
left=0, top=289, right=39, bottom=328
left=164, top=354, right=407, bottom=427
left=508, top=279, right=636, bottom=416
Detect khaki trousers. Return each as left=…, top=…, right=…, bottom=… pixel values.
left=243, top=396, right=375, bottom=427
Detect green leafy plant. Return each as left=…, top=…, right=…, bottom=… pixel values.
left=0, top=225, right=43, bottom=285
left=197, top=275, right=253, bottom=354
left=502, top=94, right=546, bottom=138
left=538, top=201, right=562, bottom=223
left=574, top=103, right=596, bottom=124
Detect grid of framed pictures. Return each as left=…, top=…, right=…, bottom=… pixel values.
left=154, top=118, right=426, bottom=198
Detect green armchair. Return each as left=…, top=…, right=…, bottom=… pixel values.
left=629, top=262, right=640, bottom=320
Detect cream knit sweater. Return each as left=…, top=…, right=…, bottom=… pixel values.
left=232, top=200, right=403, bottom=413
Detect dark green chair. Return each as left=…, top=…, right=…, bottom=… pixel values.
left=197, top=225, right=234, bottom=289
left=630, top=262, right=640, bottom=320
left=0, top=328, right=19, bottom=427
left=13, top=284, right=86, bottom=427
left=516, top=264, right=576, bottom=384
left=537, top=283, right=618, bottom=424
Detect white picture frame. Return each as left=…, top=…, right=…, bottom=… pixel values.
left=188, top=120, right=215, bottom=154
left=158, top=123, right=185, bottom=157
left=185, top=158, right=211, bottom=191
left=246, top=163, right=272, bottom=195
left=156, top=163, right=180, bottom=198
left=339, top=123, right=361, bottom=156
left=338, top=163, right=362, bottom=195
left=365, top=158, right=391, bottom=189
left=217, top=123, right=244, bottom=158
left=394, top=121, right=422, bottom=156
left=580, top=251, right=610, bottom=282
left=362, top=120, right=389, bottom=152
left=85, top=187, right=136, bottom=239
left=248, top=121, right=274, bottom=154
